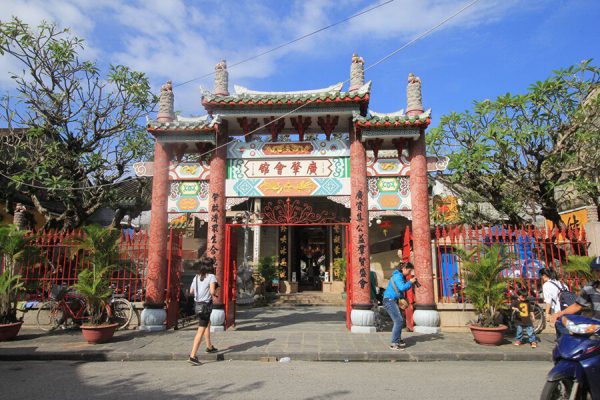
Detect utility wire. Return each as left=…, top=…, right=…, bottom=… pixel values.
left=173, top=0, right=396, bottom=88
left=1, top=0, right=480, bottom=192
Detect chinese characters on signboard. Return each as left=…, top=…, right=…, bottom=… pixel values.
left=278, top=226, right=288, bottom=279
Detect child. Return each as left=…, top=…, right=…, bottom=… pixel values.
left=512, top=289, right=538, bottom=348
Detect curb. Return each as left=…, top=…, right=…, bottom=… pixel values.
left=0, top=350, right=553, bottom=363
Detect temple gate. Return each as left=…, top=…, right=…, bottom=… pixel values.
left=139, top=55, right=447, bottom=333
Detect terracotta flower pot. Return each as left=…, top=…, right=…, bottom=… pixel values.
left=468, top=324, right=508, bottom=346
left=80, top=323, right=119, bottom=344
left=0, top=321, right=23, bottom=341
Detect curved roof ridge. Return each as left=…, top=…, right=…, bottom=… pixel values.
left=233, top=82, right=343, bottom=96
left=369, top=109, right=405, bottom=117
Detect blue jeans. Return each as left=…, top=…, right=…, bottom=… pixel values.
left=383, top=298, right=404, bottom=344
left=515, top=323, right=537, bottom=343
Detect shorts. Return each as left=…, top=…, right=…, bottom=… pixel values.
left=197, top=312, right=210, bottom=327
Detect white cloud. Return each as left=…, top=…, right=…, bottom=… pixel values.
left=0, top=0, right=533, bottom=113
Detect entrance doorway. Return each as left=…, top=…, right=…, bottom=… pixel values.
left=293, top=226, right=328, bottom=291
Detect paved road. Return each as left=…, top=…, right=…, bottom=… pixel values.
left=0, top=360, right=552, bottom=400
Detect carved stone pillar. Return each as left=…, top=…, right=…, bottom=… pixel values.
left=349, top=124, right=375, bottom=333
left=140, top=140, right=171, bottom=331
left=208, top=127, right=227, bottom=332
left=408, top=132, right=440, bottom=333
left=349, top=53, right=365, bottom=91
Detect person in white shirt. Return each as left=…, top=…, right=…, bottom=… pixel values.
left=188, top=256, right=218, bottom=365
left=540, top=267, right=567, bottom=338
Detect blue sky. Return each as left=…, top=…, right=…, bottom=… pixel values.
left=1, top=0, right=599, bottom=128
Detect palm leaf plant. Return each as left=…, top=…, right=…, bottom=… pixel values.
left=70, top=225, right=121, bottom=325
left=0, top=224, right=35, bottom=324
left=455, top=244, right=509, bottom=327
left=563, top=255, right=595, bottom=282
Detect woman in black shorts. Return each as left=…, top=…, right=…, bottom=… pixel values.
left=188, top=256, right=218, bottom=365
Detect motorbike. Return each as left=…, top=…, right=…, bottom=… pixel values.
left=541, top=314, right=600, bottom=400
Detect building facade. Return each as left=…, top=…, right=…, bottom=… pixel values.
left=139, top=56, right=446, bottom=333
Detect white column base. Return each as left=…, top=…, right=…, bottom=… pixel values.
left=139, top=308, right=166, bottom=332
left=350, top=309, right=375, bottom=334
left=413, top=309, right=441, bottom=334
left=210, top=308, right=226, bottom=332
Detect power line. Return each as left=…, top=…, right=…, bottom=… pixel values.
left=1, top=0, right=481, bottom=192
left=173, top=0, right=396, bottom=88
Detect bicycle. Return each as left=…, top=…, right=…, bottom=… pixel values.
left=108, top=293, right=134, bottom=330
left=36, top=285, right=111, bottom=331
left=500, top=297, right=546, bottom=335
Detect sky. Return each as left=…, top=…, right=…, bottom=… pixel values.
left=1, top=0, right=599, bottom=129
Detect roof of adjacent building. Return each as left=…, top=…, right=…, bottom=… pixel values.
left=353, top=109, right=432, bottom=128
left=147, top=115, right=220, bottom=132
left=201, top=81, right=371, bottom=109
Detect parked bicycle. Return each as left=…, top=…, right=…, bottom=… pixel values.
left=36, top=285, right=110, bottom=331
left=36, top=285, right=134, bottom=331
left=500, top=296, right=546, bottom=335
left=108, top=293, right=134, bottom=330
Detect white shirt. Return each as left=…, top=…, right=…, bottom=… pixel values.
left=543, top=279, right=566, bottom=314
left=190, top=273, right=217, bottom=303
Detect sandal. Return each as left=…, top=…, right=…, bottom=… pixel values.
left=206, top=346, right=218, bottom=353
left=188, top=356, right=201, bottom=366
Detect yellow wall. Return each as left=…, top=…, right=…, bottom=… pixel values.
left=545, top=208, right=588, bottom=230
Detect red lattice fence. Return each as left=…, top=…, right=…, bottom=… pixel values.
left=434, top=225, right=589, bottom=303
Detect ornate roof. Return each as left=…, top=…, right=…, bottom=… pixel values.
left=147, top=115, right=220, bottom=132
left=202, top=81, right=371, bottom=109
left=353, top=109, right=431, bottom=128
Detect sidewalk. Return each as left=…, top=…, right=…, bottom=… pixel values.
left=0, top=306, right=554, bottom=362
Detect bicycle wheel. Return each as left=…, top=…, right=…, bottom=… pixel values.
left=110, top=298, right=134, bottom=330
left=36, top=300, right=63, bottom=331
left=533, top=304, right=546, bottom=334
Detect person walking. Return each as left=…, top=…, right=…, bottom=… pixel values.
left=540, top=267, right=568, bottom=338
left=382, top=262, right=416, bottom=350
left=188, top=256, right=218, bottom=365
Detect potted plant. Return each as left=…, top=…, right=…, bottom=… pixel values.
left=331, top=257, right=346, bottom=294
left=456, top=244, right=509, bottom=345
left=257, top=256, right=277, bottom=296
left=564, top=255, right=595, bottom=281
left=70, top=225, right=121, bottom=344
left=0, top=224, right=34, bottom=341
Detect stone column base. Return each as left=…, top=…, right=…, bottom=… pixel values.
left=139, top=307, right=166, bottom=332
left=210, top=307, right=226, bottom=333
left=350, top=308, right=376, bottom=334
left=413, top=308, right=441, bottom=334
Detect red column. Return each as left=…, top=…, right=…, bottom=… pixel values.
left=409, top=131, right=435, bottom=306
left=145, top=141, right=171, bottom=305
left=349, top=125, right=371, bottom=309
left=208, top=129, right=227, bottom=304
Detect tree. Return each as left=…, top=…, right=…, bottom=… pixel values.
left=0, top=18, right=157, bottom=229
left=428, top=60, right=600, bottom=227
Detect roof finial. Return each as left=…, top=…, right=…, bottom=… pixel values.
left=349, top=53, right=365, bottom=91
left=406, top=72, right=423, bottom=116
left=157, top=80, right=175, bottom=122
left=214, top=59, right=229, bottom=96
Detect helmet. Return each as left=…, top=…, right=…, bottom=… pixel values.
left=591, top=257, right=600, bottom=270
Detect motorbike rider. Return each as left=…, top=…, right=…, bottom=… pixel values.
left=551, top=256, right=600, bottom=323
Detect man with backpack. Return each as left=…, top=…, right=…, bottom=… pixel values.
left=540, top=268, right=576, bottom=322
left=382, top=262, right=417, bottom=350
left=551, top=257, right=600, bottom=327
